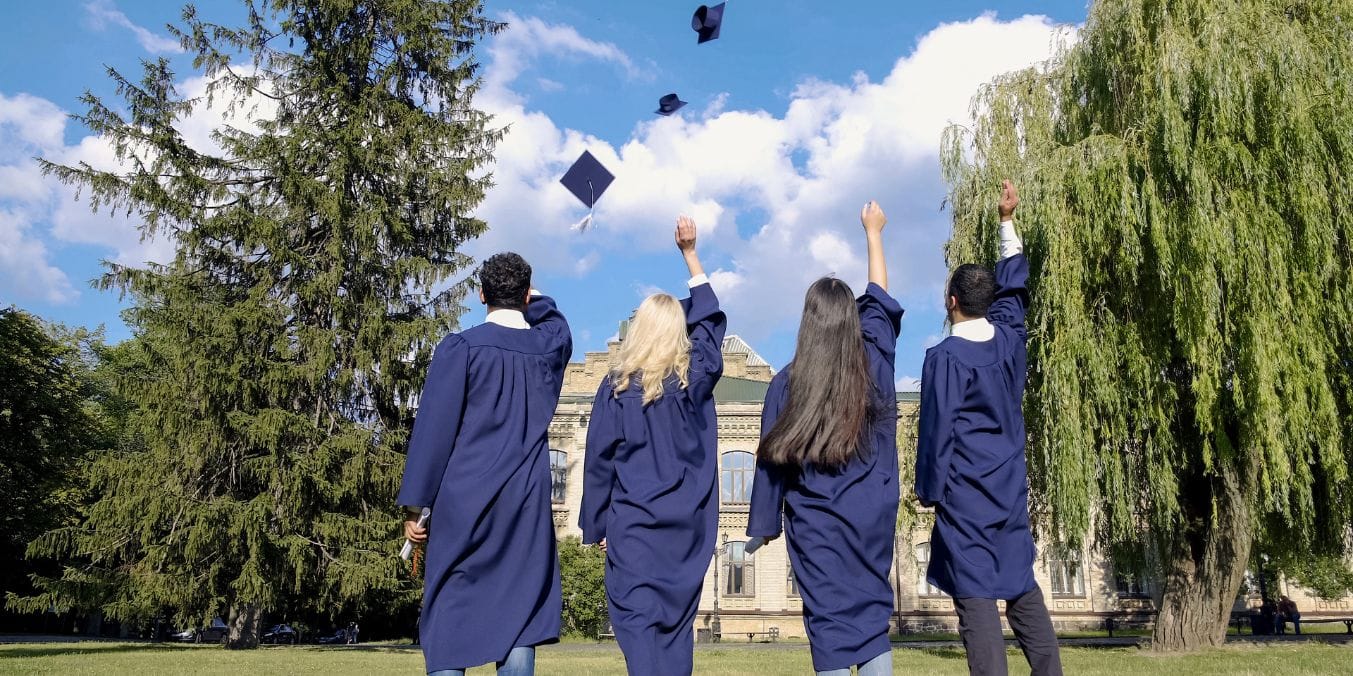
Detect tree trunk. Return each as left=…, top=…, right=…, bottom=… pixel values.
left=225, top=604, right=262, bottom=650
left=1151, top=467, right=1254, bottom=650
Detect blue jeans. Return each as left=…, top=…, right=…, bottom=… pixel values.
left=429, top=645, right=534, bottom=676
left=815, top=649, right=892, bottom=676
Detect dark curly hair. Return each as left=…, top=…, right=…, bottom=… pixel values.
left=948, top=264, right=996, bottom=318
left=479, top=253, right=533, bottom=311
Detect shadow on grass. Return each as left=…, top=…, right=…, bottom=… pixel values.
left=917, top=647, right=968, bottom=660
left=0, top=643, right=195, bottom=659
left=0, top=642, right=425, bottom=660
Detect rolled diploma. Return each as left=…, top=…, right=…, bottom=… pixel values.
left=400, top=507, right=432, bottom=561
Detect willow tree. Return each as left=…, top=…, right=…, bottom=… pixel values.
left=942, top=0, right=1352, bottom=650
left=9, top=0, right=502, bottom=647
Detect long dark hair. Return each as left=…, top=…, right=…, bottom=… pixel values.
left=758, top=277, right=876, bottom=468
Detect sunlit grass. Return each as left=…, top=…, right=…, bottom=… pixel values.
left=2, top=639, right=1352, bottom=675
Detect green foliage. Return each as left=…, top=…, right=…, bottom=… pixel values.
left=1267, top=552, right=1353, bottom=601
left=0, top=310, right=112, bottom=615
left=558, top=536, right=608, bottom=638
left=9, top=0, right=502, bottom=643
left=942, top=0, right=1352, bottom=642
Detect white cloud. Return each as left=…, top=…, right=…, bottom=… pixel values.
left=0, top=207, right=76, bottom=304
left=83, top=0, right=184, bottom=54
left=896, top=376, right=923, bottom=392
left=0, top=94, right=78, bottom=303
left=0, top=93, right=66, bottom=157
left=0, top=71, right=278, bottom=303
left=483, top=11, right=649, bottom=107
left=469, top=12, right=1072, bottom=344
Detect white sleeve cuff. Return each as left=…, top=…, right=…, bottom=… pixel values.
left=687, top=274, right=709, bottom=288
left=999, top=220, right=1023, bottom=259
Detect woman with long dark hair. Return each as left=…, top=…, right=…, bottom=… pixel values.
left=747, top=201, right=903, bottom=676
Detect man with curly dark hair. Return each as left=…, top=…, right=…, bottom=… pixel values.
left=398, top=251, right=572, bottom=676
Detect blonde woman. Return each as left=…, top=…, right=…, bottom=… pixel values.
left=580, top=215, right=726, bottom=676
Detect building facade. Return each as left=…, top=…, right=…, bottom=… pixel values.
left=547, top=336, right=1352, bottom=638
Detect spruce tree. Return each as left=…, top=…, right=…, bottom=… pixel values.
left=11, top=0, right=502, bottom=648
left=941, top=0, right=1352, bottom=650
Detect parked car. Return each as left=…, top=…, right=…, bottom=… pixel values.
left=262, top=623, right=299, bottom=645
left=316, top=627, right=349, bottom=645
left=172, top=617, right=228, bottom=644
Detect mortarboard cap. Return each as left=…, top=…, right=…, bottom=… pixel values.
left=691, top=3, right=725, bottom=44
left=560, top=150, right=614, bottom=209
left=656, top=93, right=688, bottom=116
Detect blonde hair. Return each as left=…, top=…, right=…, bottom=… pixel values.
left=611, top=294, right=691, bottom=404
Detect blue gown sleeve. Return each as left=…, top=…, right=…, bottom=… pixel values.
left=747, top=382, right=789, bottom=538
left=397, top=334, right=470, bottom=508
left=915, top=348, right=963, bottom=507
left=987, top=254, right=1030, bottom=342
left=526, top=294, right=574, bottom=370
left=681, top=282, right=727, bottom=380
left=579, top=381, right=621, bottom=544
left=857, top=283, right=905, bottom=365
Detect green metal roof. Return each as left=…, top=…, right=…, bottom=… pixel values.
left=713, top=376, right=772, bottom=403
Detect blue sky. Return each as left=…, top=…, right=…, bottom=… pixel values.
left=0, top=0, right=1088, bottom=386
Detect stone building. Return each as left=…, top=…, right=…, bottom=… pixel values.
left=547, top=335, right=1352, bottom=637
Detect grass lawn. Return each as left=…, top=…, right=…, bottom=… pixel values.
left=2, top=640, right=1352, bottom=675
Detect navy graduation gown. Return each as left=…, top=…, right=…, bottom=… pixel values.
left=579, top=282, right=726, bottom=676
left=916, top=254, right=1037, bottom=600
left=397, top=296, right=572, bottom=672
left=746, top=283, right=903, bottom=672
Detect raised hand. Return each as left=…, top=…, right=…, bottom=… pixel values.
left=675, top=215, right=705, bottom=279
left=860, top=200, right=887, bottom=235
left=999, top=179, right=1019, bottom=220
left=675, top=215, right=698, bottom=253
left=861, top=201, right=888, bottom=290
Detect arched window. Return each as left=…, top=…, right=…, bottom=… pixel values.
left=721, top=451, right=755, bottom=504
left=549, top=450, right=567, bottom=504
left=724, top=541, right=755, bottom=596
left=915, top=543, right=944, bottom=597
left=1049, top=549, right=1085, bottom=597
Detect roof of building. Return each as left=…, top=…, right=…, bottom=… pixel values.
left=714, top=376, right=771, bottom=403
left=721, top=335, right=771, bottom=368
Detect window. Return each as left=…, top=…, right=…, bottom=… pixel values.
left=549, top=450, right=567, bottom=504
left=1049, top=550, right=1085, bottom=597
left=915, top=543, right=944, bottom=597
left=724, top=541, right=755, bottom=596
left=1115, top=573, right=1148, bottom=598
left=720, top=451, right=755, bottom=504
left=787, top=566, right=800, bottom=598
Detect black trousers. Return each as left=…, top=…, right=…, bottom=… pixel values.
left=953, top=584, right=1063, bottom=676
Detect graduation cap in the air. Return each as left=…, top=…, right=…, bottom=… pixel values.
left=691, top=3, right=725, bottom=44
left=656, top=93, right=687, bottom=116
left=560, top=150, right=614, bottom=232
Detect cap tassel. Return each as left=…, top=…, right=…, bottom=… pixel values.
left=571, top=180, right=595, bottom=233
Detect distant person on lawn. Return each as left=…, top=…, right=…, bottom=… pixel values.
left=1278, top=596, right=1301, bottom=635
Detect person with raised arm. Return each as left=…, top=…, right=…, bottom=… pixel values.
left=915, top=180, right=1062, bottom=676
left=398, top=252, right=572, bottom=676
left=747, top=201, right=904, bottom=676
left=579, top=216, right=727, bottom=676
